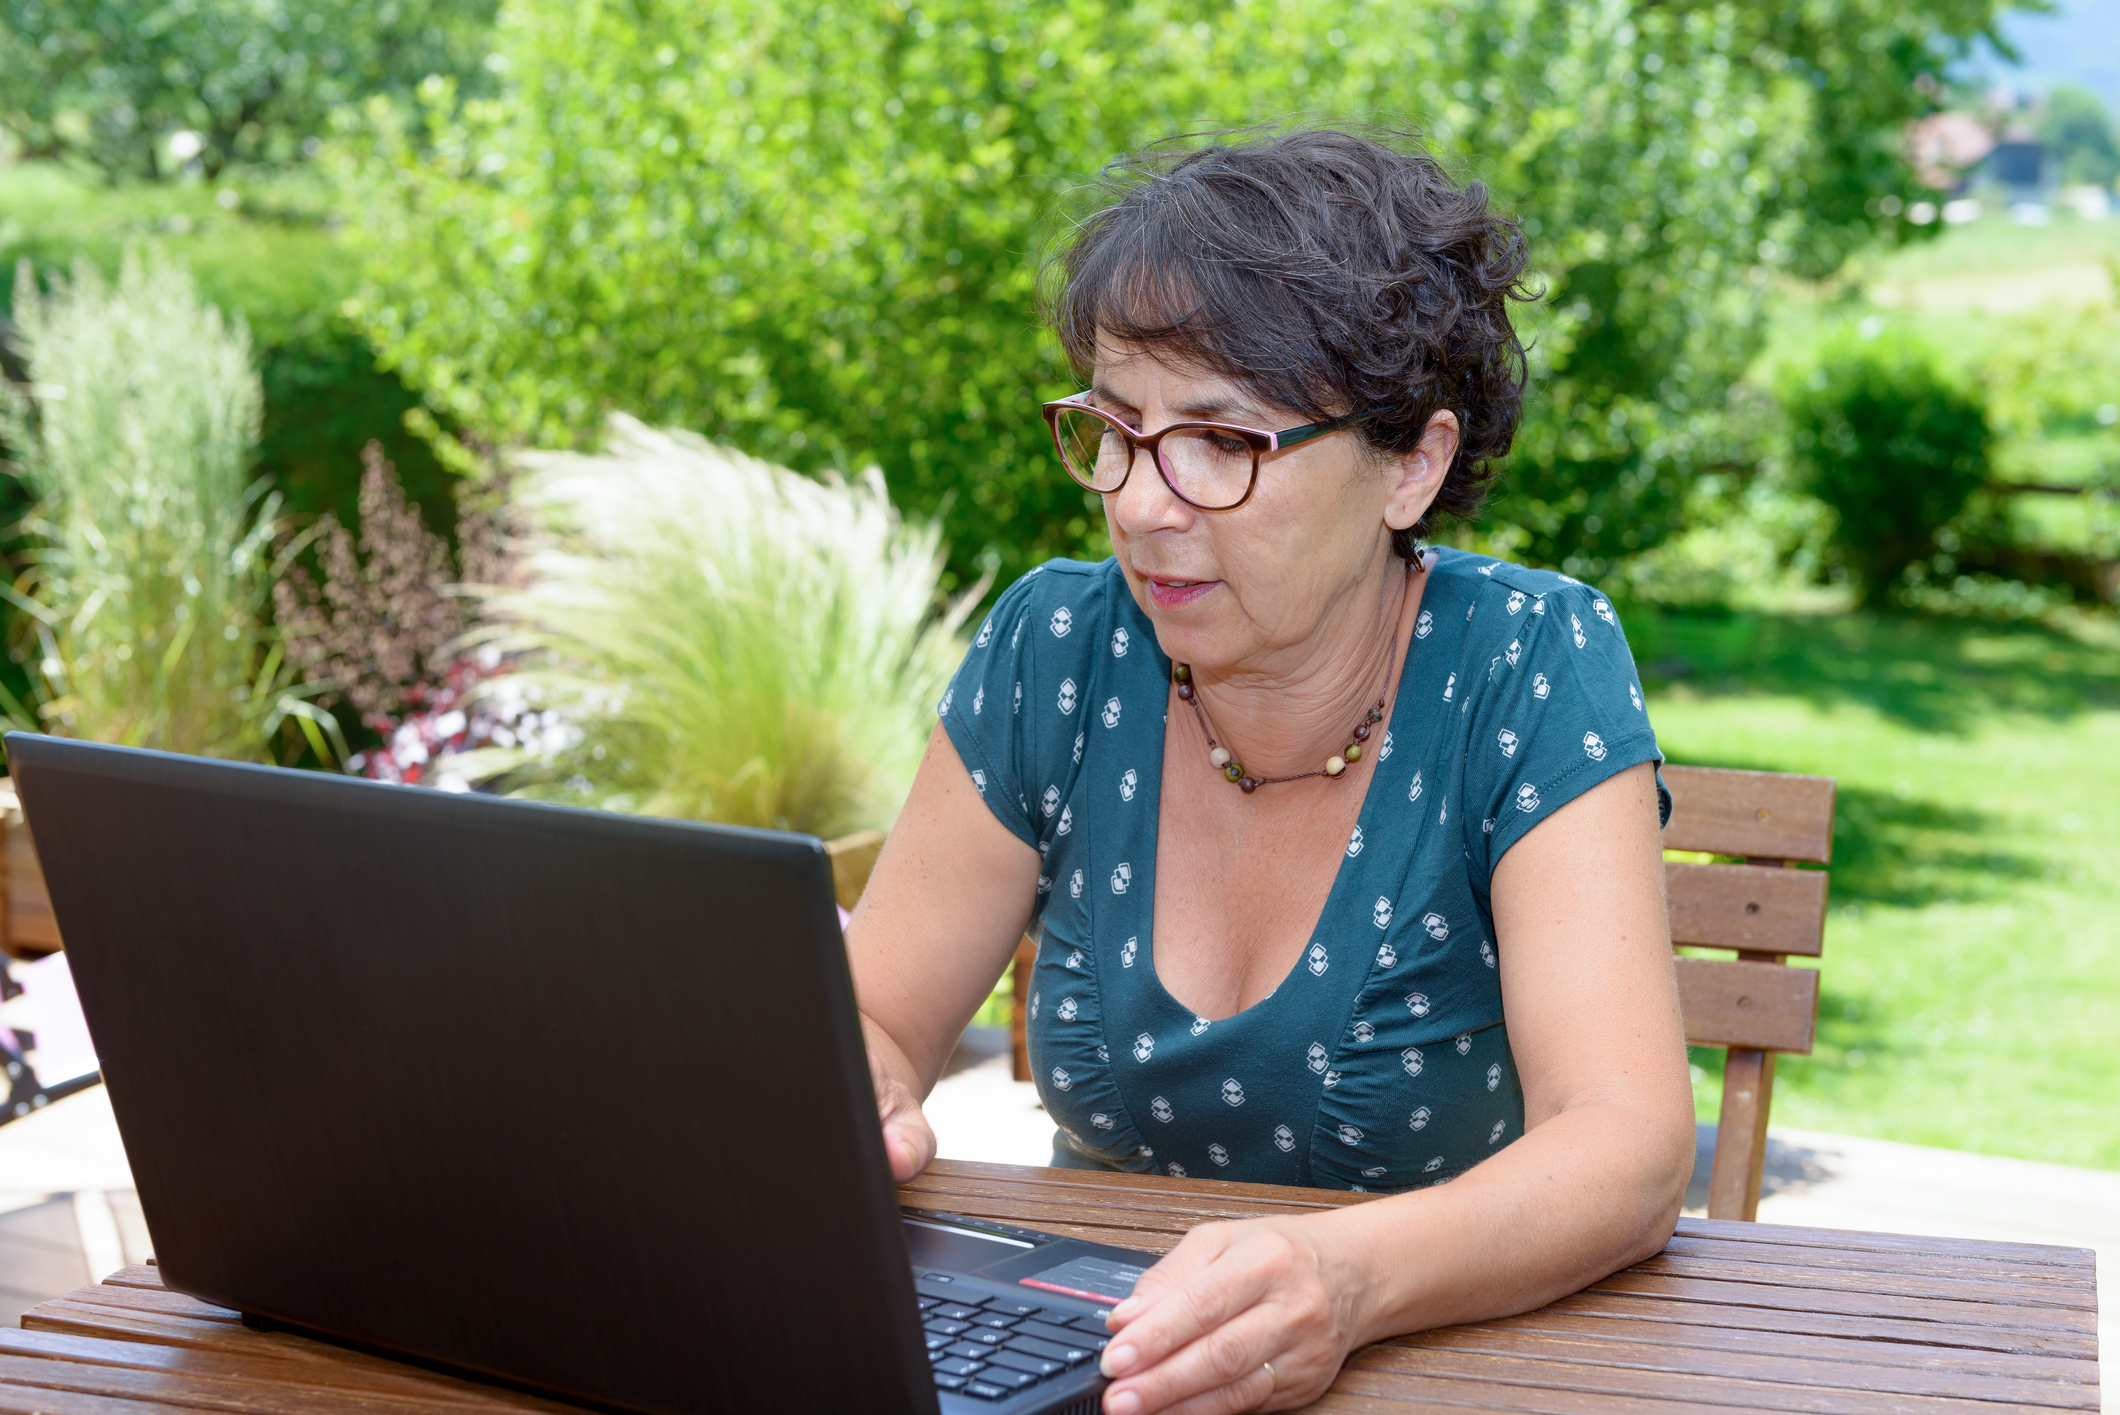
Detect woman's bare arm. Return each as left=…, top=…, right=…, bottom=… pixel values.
left=1093, top=761, right=1695, bottom=1414
left=845, top=721, right=1043, bottom=1179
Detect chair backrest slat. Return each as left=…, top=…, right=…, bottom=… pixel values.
left=1661, top=765, right=1836, bottom=864
left=1666, top=860, right=1828, bottom=957
left=1674, top=956, right=1819, bottom=1053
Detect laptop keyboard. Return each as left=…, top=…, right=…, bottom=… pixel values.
left=915, top=1277, right=1110, bottom=1402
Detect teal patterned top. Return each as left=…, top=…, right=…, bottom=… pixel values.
left=940, top=550, right=1666, bottom=1192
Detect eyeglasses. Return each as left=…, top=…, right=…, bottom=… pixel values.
left=1041, top=393, right=1390, bottom=511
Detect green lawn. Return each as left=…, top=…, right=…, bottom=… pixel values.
left=1638, top=605, right=2120, bottom=1169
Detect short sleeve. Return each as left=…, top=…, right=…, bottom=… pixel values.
left=938, top=564, right=1104, bottom=849
left=1459, top=577, right=1664, bottom=879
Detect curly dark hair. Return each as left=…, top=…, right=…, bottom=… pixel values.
left=1044, top=126, right=1535, bottom=558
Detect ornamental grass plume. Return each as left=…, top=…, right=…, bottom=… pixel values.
left=462, top=415, right=979, bottom=837
left=0, top=251, right=338, bottom=761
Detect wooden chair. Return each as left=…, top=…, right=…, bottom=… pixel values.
left=1662, top=764, right=1836, bottom=1221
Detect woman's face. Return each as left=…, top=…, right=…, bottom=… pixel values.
left=1091, top=341, right=1454, bottom=675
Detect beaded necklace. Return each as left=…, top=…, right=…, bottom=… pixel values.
left=1171, top=570, right=1407, bottom=795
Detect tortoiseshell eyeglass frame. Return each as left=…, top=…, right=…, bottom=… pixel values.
left=1040, top=392, right=1392, bottom=511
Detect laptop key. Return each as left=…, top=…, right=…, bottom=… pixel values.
left=971, top=1313, right=1018, bottom=1329
left=916, top=1278, right=967, bottom=1301
left=1006, top=1334, right=1093, bottom=1366
left=1016, top=1318, right=1106, bottom=1351
left=932, top=1357, right=985, bottom=1378
left=982, top=1367, right=1038, bottom=1390
left=982, top=1296, right=1042, bottom=1316
left=933, top=1373, right=969, bottom=1391
left=925, top=1319, right=970, bottom=1337
left=963, top=1327, right=1008, bottom=1345
left=934, top=1303, right=981, bottom=1321
left=918, top=1296, right=941, bottom=1310
left=962, top=1382, right=1012, bottom=1400
left=946, top=1341, right=995, bottom=1361
left=924, top=1333, right=950, bottom=1351
left=988, top=1349, right=1065, bottom=1379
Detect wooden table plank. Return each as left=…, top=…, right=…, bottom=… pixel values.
left=0, top=1351, right=490, bottom=1415
left=1657, top=1234, right=2099, bottom=1292
left=0, top=1331, right=543, bottom=1409
left=1392, top=1324, right=2097, bottom=1408
left=1435, top=1308, right=2094, bottom=1382
left=1590, top=1270, right=2100, bottom=1335
left=1629, top=1253, right=2098, bottom=1311
left=1350, top=1343, right=2084, bottom=1415
left=1542, top=1290, right=2099, bottom=1362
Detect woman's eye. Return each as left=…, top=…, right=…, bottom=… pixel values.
left=1205, top=432, right=1250, bottom=458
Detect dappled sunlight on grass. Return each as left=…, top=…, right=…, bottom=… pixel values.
left=1647, top=605, right=2120, bottom=1169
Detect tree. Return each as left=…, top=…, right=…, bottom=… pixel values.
left=0, top=0, right=499, bottom=179
left=2039, top=84, right=2120, bottom=188
left=340, top=0, right=2008, bottom=592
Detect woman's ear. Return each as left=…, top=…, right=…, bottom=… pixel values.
left=1382, top=410, right=1460, bottom=533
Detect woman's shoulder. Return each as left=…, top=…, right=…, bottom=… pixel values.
left=1420, top=548, right=1626, bottom=645
left=969, top=557, right=1131, bottom=646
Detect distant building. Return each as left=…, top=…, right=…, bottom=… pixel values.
left=1905, top=110, right=2057, bottom=204
left=1978, top=139, right=2057, bottom=202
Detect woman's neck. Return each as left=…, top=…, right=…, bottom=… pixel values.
left=1183, top=555, right=1420, bottom=780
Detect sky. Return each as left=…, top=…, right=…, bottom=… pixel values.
left=1965, top=1, right=2120, bottom=114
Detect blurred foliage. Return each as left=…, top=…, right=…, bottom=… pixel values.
left=460, top=416, right=975, bottom=836
left=0, top=250, right=338, bottom=759
left=337, top=0, right=2005, bottom=594
left=0, top=163, right=459, bottom=542
left=2039, top=84, right=2120, bottom=190
left=0, top=0, right=500, bottom=180
left=1783, top=326, right=1991, bottom=608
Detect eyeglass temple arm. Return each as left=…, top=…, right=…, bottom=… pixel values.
left=1272, top=405, right=1396, bottom=451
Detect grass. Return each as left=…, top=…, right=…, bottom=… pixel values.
left=1637, top=604, right=2120, bottom=1169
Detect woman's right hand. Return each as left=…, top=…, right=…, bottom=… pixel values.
left=873, top=1051, right=938, bottom=1182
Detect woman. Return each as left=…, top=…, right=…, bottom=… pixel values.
left=848, top=128, right=1694, bottom=1415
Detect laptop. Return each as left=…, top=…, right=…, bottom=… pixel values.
left=6, top=732, right=1153, bottom=1415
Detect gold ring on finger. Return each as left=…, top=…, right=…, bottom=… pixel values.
left=1262, top=1360, right=1276, bottom=1391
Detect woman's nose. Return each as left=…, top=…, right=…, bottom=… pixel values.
left=1109, top=448, right=1194, bottom=538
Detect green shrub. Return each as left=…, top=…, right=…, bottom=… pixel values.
left=338, top=0, right=2004, bottom=593
left=461, top=416, right=975, bottom=836
left=1785, top=327, right=1992, bottom=608
left=0, top=251, right=337, bottom=759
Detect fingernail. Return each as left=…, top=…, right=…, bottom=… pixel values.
left=1106, top=1390, right=1142, bottom=1415
left=1109, top=1298, right=1139, bottom=1322
left=1100, top=1343, right=1138, bottom=1379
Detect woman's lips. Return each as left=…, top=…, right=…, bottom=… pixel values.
left=1147, top=577, right=1217, bottom=610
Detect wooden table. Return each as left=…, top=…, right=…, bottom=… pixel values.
left=1, top=1160, right=2100, bottom=1413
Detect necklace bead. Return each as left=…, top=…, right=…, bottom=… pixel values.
left=1325, top=756, right=1347, bottom=777
left=1353, top=723, right=1371, bottom=742
left=1344, top=742, right=1362, bottom=764
left=1209, top=747, right=1232, bottom=768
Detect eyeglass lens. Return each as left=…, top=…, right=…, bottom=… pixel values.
left=1051, top=408, right=1256, bottom=510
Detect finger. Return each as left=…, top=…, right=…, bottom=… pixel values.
left=1102, top=1306, right=1285, bottom=1415
left=1109, top=1225, right=1237, bottom=1329
left=883, top=1108, right=935, bottom=1181
left=1100, top=1242, right=1275, bottom=1378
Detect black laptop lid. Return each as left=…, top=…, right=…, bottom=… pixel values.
left=6, top=733, right=938, bottom=1415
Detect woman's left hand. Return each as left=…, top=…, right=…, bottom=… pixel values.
left=1095, top=1213, right=1368, bottom=1415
